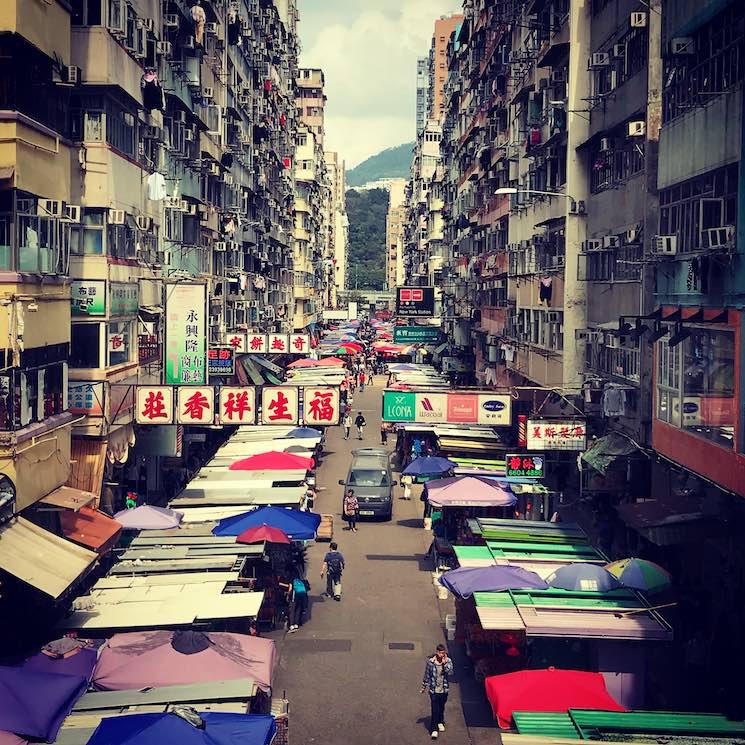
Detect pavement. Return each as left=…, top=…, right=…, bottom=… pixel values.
left=270, top=383, right=485, bottom=744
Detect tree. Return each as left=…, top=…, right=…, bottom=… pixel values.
left=345, top=188, right=389, bottom=290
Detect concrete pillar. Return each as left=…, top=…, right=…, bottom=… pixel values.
left=562, top=0, right=592, bottom=389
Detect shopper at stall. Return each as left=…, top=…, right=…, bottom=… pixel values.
left=287, top=574, right=310, bottom=632
left=343, top=488, right=359, bottom=532
left=321, top=542, right=345, bottom=601
left=421, top=644, right=454, bottom=739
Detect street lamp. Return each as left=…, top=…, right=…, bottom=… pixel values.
left=494, top=187, right=579, bottom=214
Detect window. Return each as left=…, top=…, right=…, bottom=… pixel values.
left=656, top=328, right=735, bottom=448
left=108, top=223, right=137, bottom=259
left=71, top=208, right=105, bottom=255
left=590, top=142, right=645, bottom=193
left=108, top=320, right=133, bottom=366
left=71, top=0, right=103, bottom=25
left=578, top=244, right=642, bottom=282
left=71, top=323, right=103, bottom=368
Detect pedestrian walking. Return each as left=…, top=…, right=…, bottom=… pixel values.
left=381, top=422, right=388, bottom=445
left=343, top=488, right=359, bottom=532
left=359, top=371, right=366, bottom=392
left=421, top=644, right=454, bottom=739
left=287, top=574, right=309, bottom=632
left=321, top=542, right=345, bottom=601
left=354, top=411, right=366, bottom=440
left=342, top=412, right=352, bottom=440
left=401, top=475, right=412, bottom=500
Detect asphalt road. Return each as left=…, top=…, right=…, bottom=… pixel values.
left=270, top=384, right=474, bottom=744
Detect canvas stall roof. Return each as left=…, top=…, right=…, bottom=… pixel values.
left=109, top=556, right=243, bottom=575
left=474, top=591, right=525, bottom=630
left=60, top=507, right=122, bottom=552
left=93, top=572, right=240, bottom=590
left=471, top=519, right=587, bottom=544
left=454, top=545, right=496, bottom=568
left=580, top=432, right=639, bottom=476
left=171, top=486, right=305, bottom=508
left=0, top=517, right=97, bottom=599
left=118, top=543, right=264, bottom=560
left=39, top=486, right=97, bottom=511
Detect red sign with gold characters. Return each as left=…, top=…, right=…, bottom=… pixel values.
left=526, top=419, right=587, bottom=451
left=218, top=387, right=256, bottom=425
left=261, top=386, right=299, bottom=425
left=136, top=386, right=174, bottom=425
left=303, top=387, right=340, bottom=426
left=177, top=386, right=215, bottom=425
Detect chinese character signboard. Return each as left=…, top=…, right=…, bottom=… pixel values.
left=71, top=280, right=106, bottom=316
left=108, top=332, right=126, bottom=353
left=165, top=283, right=207, bottom=385
left=225, top=333, right=246, bottom=353
left=218, top=387, right=256, bottom=425
left=289, top=334, right=310, bottom=355
left=68, top=382, right=104, bottom=416
left=247, top=334, right=267, bottom=354
left=382, top=390, right=511, bottom=425
left=505, top=454, right=546, bottom=479
left=261, top=386, right=299, bottom=425
left=208, top=346, right=235, bottom=377
left=303, top=387, right=340, bottom=425
left=136, top=386, right=174, bottom=425
left=393, top=326, right=441, bottom=343
left=267, top=334, right=288, bottom=354
left=110, top=282, right=139, bottom=316
left=396, top=286, right=435, bottom=317
left=526, top=420, right=587, bottom=451
left=177, top=386, right=214, bottom=424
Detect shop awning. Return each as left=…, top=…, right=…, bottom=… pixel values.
left=139, top=305, right=163, bottom=322
left=39, top=486, right=97, bottom=511
left=615, top=496, right=716, bottom=546
left=251, top=356, right=283, bottom=375
left=60, top=507, right=122, bottom=554
left=0, top=517, right=97, bottom=599
left=581, top=432, right=639, bottom=476
left=241, top=358, right=264, bottom=386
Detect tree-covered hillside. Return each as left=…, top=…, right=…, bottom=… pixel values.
left=346, top=143, right=414, bottom=187
left=345, top=188, right=389, bottom=290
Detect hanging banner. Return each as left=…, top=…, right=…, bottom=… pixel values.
left=303, top=387, right=340, bottom=426
left=382, top=390, right=511, bottom=425
left=71, top=280, right=106, bottom=316
left=177, top=386, right=215, bottom=424
left=526, top=420, right=587, bottom=451
left=261, top=386, right=299, bottom=425
left=289, top=334, right=311, bottom=355
left=246, top=333, right=268, bottom=354
left=208, top=346, right=235, bottom=377
left=218, top=386, right=256, bottom=425
left=225, top=333, right=247, bottom=353
left=136, top=386, right=175, bottom=425
left=165, top=282, right=207, bottom=385
left=267, top=334, right=289, bottom=354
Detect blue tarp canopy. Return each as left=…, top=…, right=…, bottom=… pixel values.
left=403, top=456, right=457, bottom=477
left=86, top=712, right=276, bottom=745
left=439, top=565, right=548, bottom=599
left=212, top=505, right=321, bottom=540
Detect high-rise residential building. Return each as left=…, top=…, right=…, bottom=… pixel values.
left=325, top=151, right=349, bottom=304
left=386, top=179, right=408, bottom=290
left=416, top=57, right=429, bottom=135
left=297, top=68, right=326, bottom=145
left=428, top=14, right=463, bottom=123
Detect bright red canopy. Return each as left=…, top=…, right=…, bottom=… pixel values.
left=485, top=668, right=625, bottom=729
left=317, top=356, right=347, bottom=367
left=236, top=525, right=291, bottom=545
left=229, top=451, right=313, bottom=471
left=287, top=358, right=322, bottom=368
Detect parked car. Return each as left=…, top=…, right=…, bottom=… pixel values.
left=338, top=448, right=397, bottom=520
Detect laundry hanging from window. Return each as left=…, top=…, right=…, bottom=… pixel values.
left=227, top=10, right=242, bottom=46
left=539, top=277, right=553, bottom=305
left=602, top=385, right=628, bottom=418
left=146, top=172, right=167, bottom=201
left=191, top=3, right=206, bottom=46
left=141, top=70, right=165, bottom=113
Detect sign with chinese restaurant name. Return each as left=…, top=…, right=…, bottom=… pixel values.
left=526, top=420, right=587, bottom=451
left=165, top=283, right=207, bottom=385
left=225, top=333, right=247, bottom=353
left=393, top=326, right=441, bottom=343
left=303, top=387, right=340, bottom=426
left=136, top=386, right=174, bottom=425
left=382, top=390, right=511, bottom=426
left=218, top=387, right=256, bottom=425
left=208, top=346, right=235, bottom=377
left=177, top=386, right=215, bottom=425
left=71, top=280, right=106, bottom=316
left=396, top=286, right=435, bottom=317
left=108, top=331, right=127, bottom=353
left=261, top=386, right=299, bottom=425
left=110, top=282, right=139, bottom=316
left=505, top=453, right=545, bottom=479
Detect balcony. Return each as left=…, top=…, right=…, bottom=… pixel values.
left=138, top=336, right=161, bottom=365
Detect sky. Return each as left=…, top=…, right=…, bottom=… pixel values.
left=299, top=0, right=461, bottom=168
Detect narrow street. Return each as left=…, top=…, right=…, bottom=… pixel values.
left=271, top=385, right=472, bottom=744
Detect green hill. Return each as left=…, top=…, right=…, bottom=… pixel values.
left=346, top=143, right=414, bottom=187
left=345, top=188, right=389, bottom=290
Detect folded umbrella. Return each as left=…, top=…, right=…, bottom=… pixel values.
left=546, top=563, right=622, bottom=592
left=440, top=565, right=548, bottom=599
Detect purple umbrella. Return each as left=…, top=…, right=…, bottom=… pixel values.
left=426, top=475, right=516, bottom=508
left=20, top=646, right=98, bottom=682
left=113, top=505, right=183, bottom=530
left=439, top=565, right=548, bottom=599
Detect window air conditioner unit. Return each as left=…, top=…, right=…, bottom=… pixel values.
left=108, top=208, right=125, bottom=224
left=605, top=333, right=620, bottom=349
left=626, top=228, right=639, bottom=244
left=164, top=14, right=179, bottom=28
left=179, top=199, right=189, bottom=212
left=575, top=329, right=590, bottom=342
left=671, top=37, right=694, bottom=55
left=165, top=196, right=181, bottom=209
left=210, top=163, right=220, bottom=176
left=239, top=94, right=251, bottom=105
left=602, top=235, right=620, bottom=249
left=182, top=36, right=195, bottom=50
left=202, top=87, right=214, bottom=100
left=627, top=120, right=645, bottom=137
left=64, top=204, right=81, bottom=222
left=248, top=300, right=259, bottom=309
left=590, top=52, right=610, bottom=68
left=205, top=22, right=218, bottom=35
left=547, top=311, right=562, bottom=323
left=37, top=199, right=63, bottom=217
left=701, top=225, right=734, bottom=249
left=156, top=40, right=172, bottom=56
left=654, top=235, right=678, bottom=255
left=599, top=137, right=614, bottom=152
left=184, top=128, right=195, bottom=141
left=137, top=17, right=154, bottom=32
left=174, top=111, right=187, bottom=124
left=612, top=44, right=625, bottom=58
left=214, top=241, right=227, bottom=252
left=631, top=12, right=647, bottom=27
left=136, top=215, right=152, bottom=231
left=582, top=238, right=602, bottom=251
left=65, top=65, right=82, bottom=84
left=550, top=69, right=566, bottom=84
left=224, top=174, right=234, bottom=185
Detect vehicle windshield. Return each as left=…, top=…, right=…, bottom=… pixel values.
left=349, top=468, right=390, bottom=487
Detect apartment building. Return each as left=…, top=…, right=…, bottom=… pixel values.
left=416, top=57, right=429, bottom=136
left=428, top=15, right=464, bottom=122
left=325, top=151, right=349, bottom=305
left=297, top=68, right=325, bottom=145
left=386, top=178, right=407, bottom=290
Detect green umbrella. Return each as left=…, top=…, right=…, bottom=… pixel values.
left=605, top=557, right=672, bottom=594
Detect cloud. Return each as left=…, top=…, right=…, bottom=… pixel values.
left=300, top=0, right=460, bottom=166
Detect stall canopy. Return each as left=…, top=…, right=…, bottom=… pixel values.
left=485, top=668, right=625, bottom=729
left=113, top=505, right=183, bottom=530
left=580, top=432, right=639, bottom=475
left=92, top=630, right=277, bottom=692
left=426, top=476, right=516, bottom=508
left=0, top=517, right=97, bottom=599
left=213, top=506, right=321, bottom=540
left=19, top=641, right=98, bottom=682
left=439, top=565, right=548, bottom=599
left=228, top=451, right=313, bottom=472
left=86, top=712, right=276, bottom=745
left=60, top=507, right=122, bottom=553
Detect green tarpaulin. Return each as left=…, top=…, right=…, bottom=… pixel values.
left=580, top=432, right=638, bottom=475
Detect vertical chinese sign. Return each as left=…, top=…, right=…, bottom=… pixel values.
left=303, top=387, right=340, bottom=426
left=261, top=386, right=299, bottom=425
left=165, top=283, right=207, bottom=385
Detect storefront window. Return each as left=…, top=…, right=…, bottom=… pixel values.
left=656, top=328, right=735, bottom=448
left=108, top=320, right=132, bottom=366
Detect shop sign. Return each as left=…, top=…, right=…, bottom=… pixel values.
left=289, top=334, right=311, bottom=354
left=208, top=346, right=235, bottom=377
left=165, top=282, right=207, bottom=385
left=267, top=334, right=289, bottom=354
left=136, top=386, right=174, bottom=425
left=393, top=326, right=441, bottom=343
left=68, top=381, right=104, bottom=416
left=177, top=386, right=215, bottom=424
left=71, top=280, right=106, bottom=316
left=108, top=332, right=126, bottom=353
left=246, top=333, right=268, bottom=354
left=261, top=386, right=299, bottom=425
left=218, top=386, right=256, bottom=425
left=505, top=453, right=546, bottom=479
left=382, top=390, right=511, bottom=425
left=383, top=391, right=416, bottom=422
left=396, top=286, right=435, bottom=317
left=110, top=282, right=139, bottom=316
left=303, top=387, right=340, bottom=426
left=526, top=420, right=587, bottom=451
left=225, top=333, right=247, bottom=353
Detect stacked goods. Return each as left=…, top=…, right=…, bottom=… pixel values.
left=317, top=514, right=334, bottom=542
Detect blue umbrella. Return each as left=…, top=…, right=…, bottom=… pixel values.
left=403, top=456, right=458, bottom=477
left=86, top=712, right=276, bottom=745
left=212, top=505, right=321, bottom=540
left=546, top=563, right=622, bottom=592
left=287, top=426, right=322, bottom=439
left=440, top=565, right=548, bottom=599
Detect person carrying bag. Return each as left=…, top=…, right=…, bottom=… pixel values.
left=343, top=488, right=359, bottom=532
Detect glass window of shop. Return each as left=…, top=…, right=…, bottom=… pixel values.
left=108, top=320, right=133, bottom=367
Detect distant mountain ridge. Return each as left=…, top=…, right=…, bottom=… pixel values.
left=346, top=142, right=414, bottom=187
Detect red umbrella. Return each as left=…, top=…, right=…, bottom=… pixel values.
left=229, top=451, right=313, bottom=471
left=236, top=525, right=291, bottom=545
left=287, top=358, right=322, bottom=369
left=319, top=356, right=347, bottom=367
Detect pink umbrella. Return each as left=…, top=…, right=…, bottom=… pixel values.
left=287, top=358, right=322, bottom=369
left=426, top=476, right=516, bottom=508
left=92, top=630, right=277, bottom=692
left=229, top=451, right=313, bottom=471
